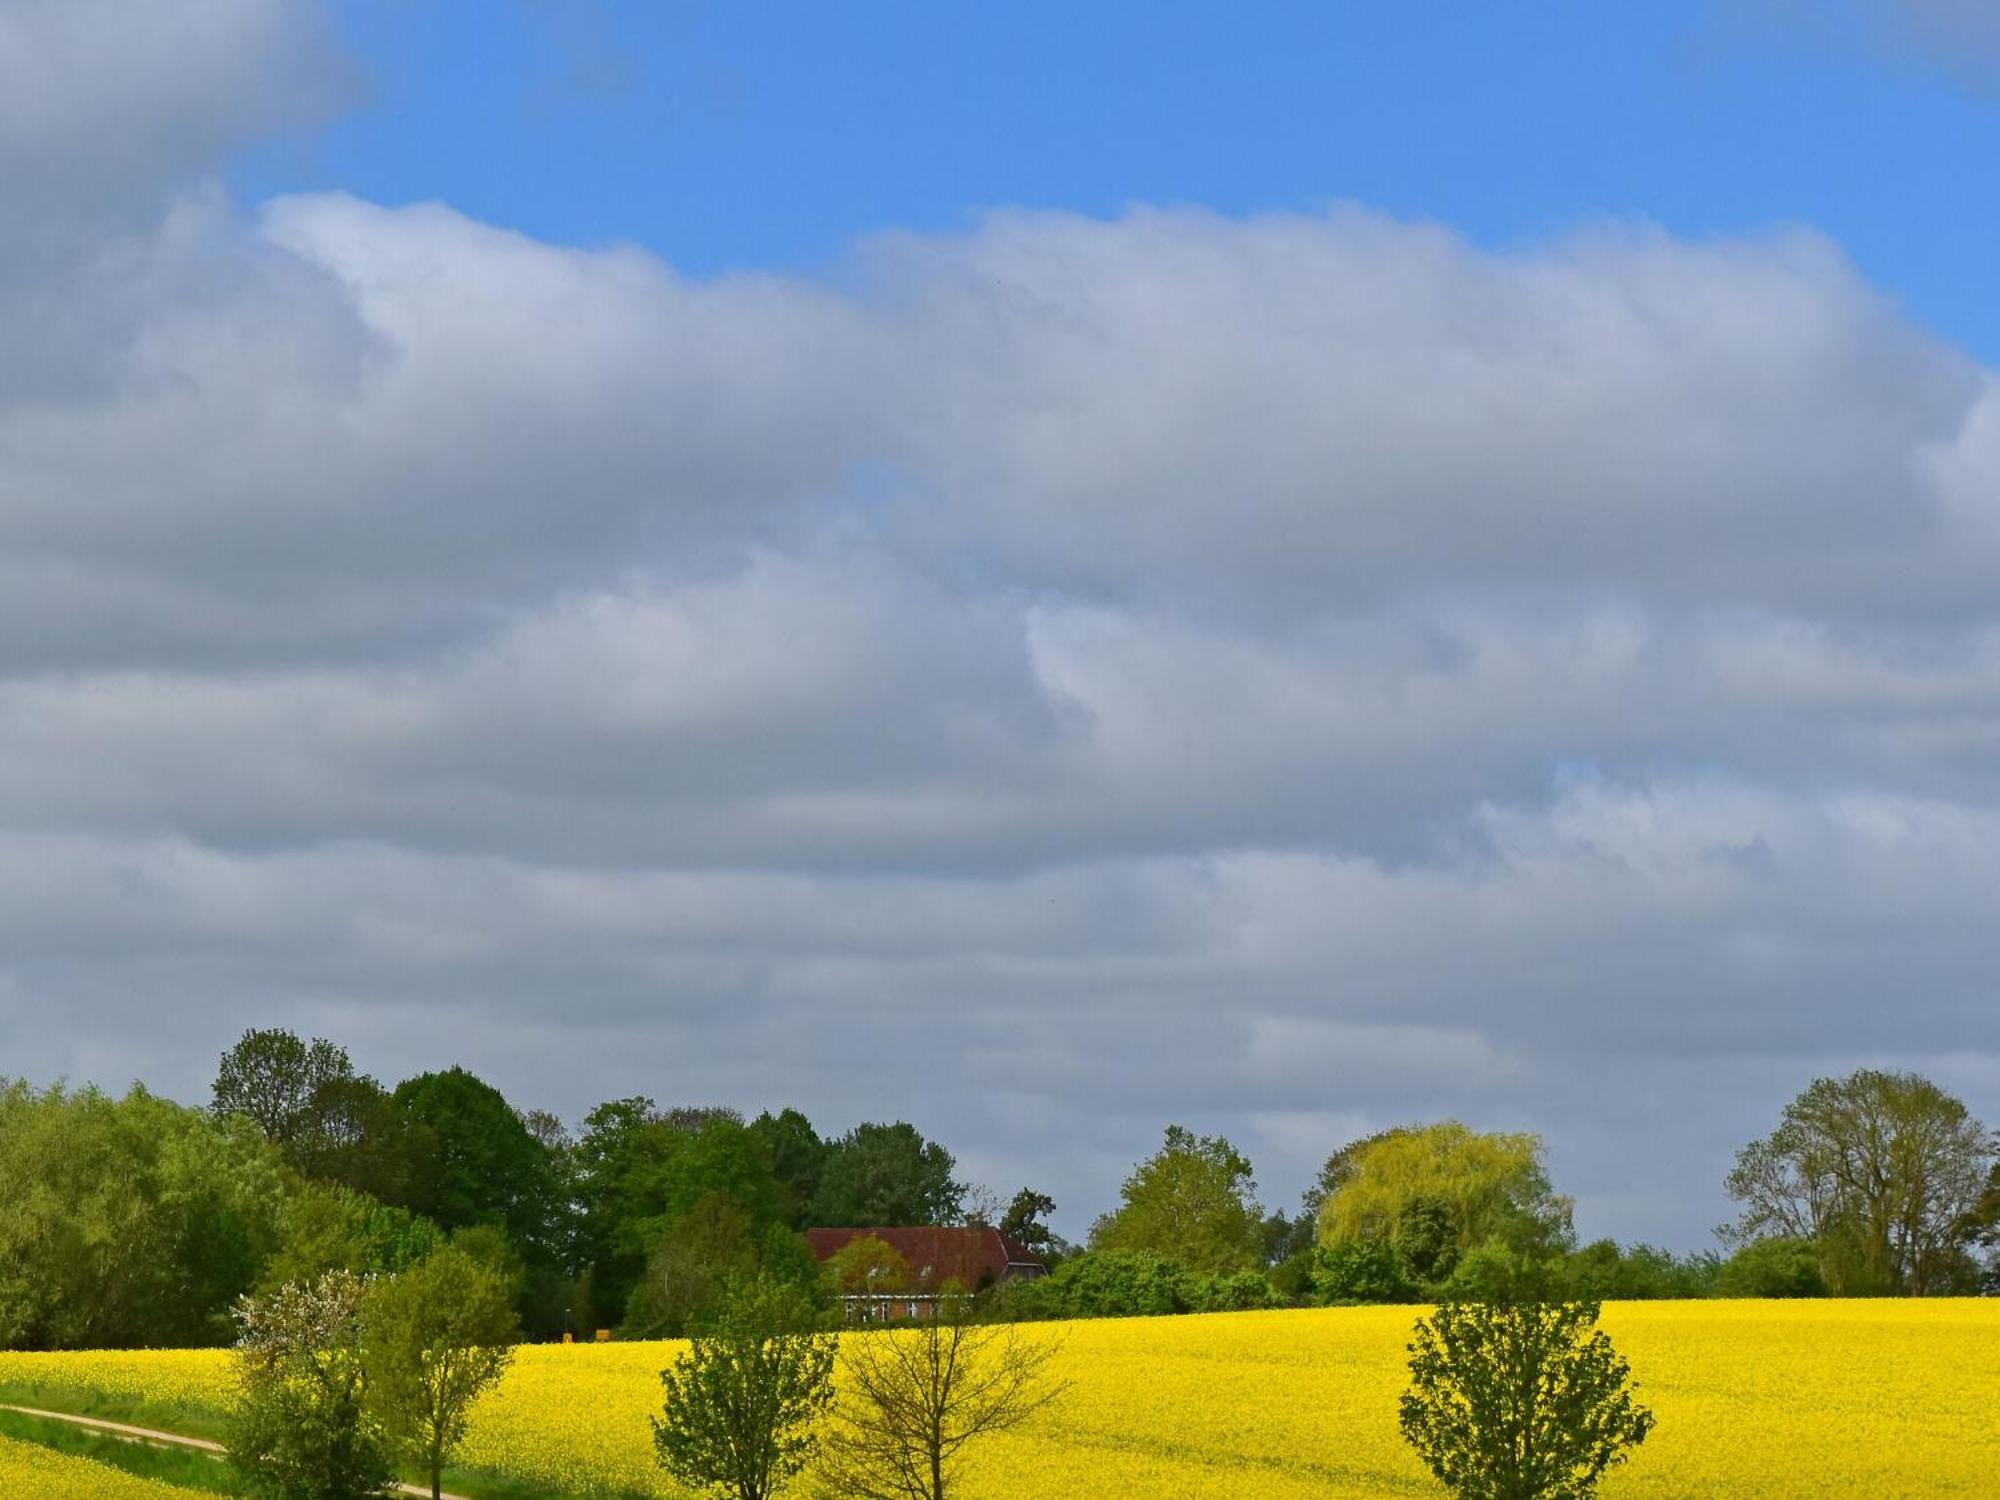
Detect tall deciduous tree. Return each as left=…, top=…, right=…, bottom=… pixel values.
left=748, top=1109, right=827, bottom=1228
left=809, top=1122, right=965, bottom=1229
left=364, top=1245, right=520, bottom=1500
left=576, top=1103, right=801, bottom=1330
left=824, top=1235, right=914, bottom=1300
left=624, top=1191, right=819, bottom=1339
left=212, top=1028, right=388, bottom=1185
left=1724, top=1068, right=1994, bottom=1295
left=652, top=1275, right=837, bottom=1500
left=377, top=1068, right=562, bottom=1259
left=1088, top=1125, right=1266, bottom=1275
left=264, top=1180, right=443, bottom=1289
left=1400, top=1297, right=1654, bottom=1500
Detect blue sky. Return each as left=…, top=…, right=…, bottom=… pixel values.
left=239, top=1, right=2000, bottom=356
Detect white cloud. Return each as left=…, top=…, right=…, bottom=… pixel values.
left=1, top=24, right=1997, bottom=1241
left=0, top=0, right=348, bottom=212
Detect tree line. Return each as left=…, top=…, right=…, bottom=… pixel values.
left=0, top=1029, right=1993, bottom=1355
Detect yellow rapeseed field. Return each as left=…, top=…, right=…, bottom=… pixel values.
left=0, top=1434, right=205, bottom=1499
left=1, top=1300, right=1995, bottom=1498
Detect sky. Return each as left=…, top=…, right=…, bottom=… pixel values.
left=2, top=0, right=1998, bottom=1249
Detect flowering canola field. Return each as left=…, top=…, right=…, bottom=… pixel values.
left=1, top=1300, right=1996, bottom=1498
left=0, top=1434, right=203, bottom=1499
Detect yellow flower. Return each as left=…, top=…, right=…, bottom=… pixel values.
left=0, top=1434, right=211, bottom=1498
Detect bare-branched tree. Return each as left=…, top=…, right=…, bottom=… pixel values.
left=818, top=1292, right=1066, bottom=1500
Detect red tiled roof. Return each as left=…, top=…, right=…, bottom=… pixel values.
left=805, top=1226, right=1047, bottom=1290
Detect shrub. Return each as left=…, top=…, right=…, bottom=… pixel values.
left=1312, top=1240, right=1418, bottom=1304
left=1715, top=1237, right=1826, bottom=1298
left=1012, top=1251, right=1193, bottom=1319
left=1268, top=1249, right=1318, bottom=1302
left=1185, top=1270, right=1280, bottom=1313
left=1560, top=1241, right=1720, bottom=1301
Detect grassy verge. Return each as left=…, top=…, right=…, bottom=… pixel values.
left=0, top=1407, right=245, bottom=1494
left=0, top=1384, right=635, bottom=1500
left=0, top=1379, right=230, bottom=1445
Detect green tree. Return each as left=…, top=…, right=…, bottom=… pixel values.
left=363, top=1245, right=520, bottom=1500
left=1560, top=1241, right=1719, bottom=1301
left=230, top=1271, right=395, bottom=1500
left=1392, top=1194, right=1461, bottom=1284
left=0, top=1081, right=292, bottom=1349
left=819, top=1292, right=1066, bottom=1500
left=1400, top=1297, right=1654, bottom=1500
left=1313, top=1240, right=1419, bottom=1304
left=212, top=1029, right=389, bottom=1185
left=576, top=1105, right=800, bottom=1330
left=264, top=1180, right=443, bottom=1289
left=1089, top=1125, right=1266, bottom=1275
left=1724, top=1069, right=1994, bottom=1295
left=1318, top=1122, right=1573, bottom=1265
left=573, top=1096, right=672, bottom=1321
left=809, top=1122, right=965, bottom=1229
left=652, top=1275, right=838, bottom=1500
left=748, top=1109, right=827, bottom=1227
left=377, top=1068, right=559, bottom=1245
left=375, top=1068, right=574, bottom=1339
left=998, top=1189, right=1060, bottom=1261
left=625, top=1192, right=819, bottom=1338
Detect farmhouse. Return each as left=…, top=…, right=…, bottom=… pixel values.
left=807, top=1225, right=1048, bottom=1320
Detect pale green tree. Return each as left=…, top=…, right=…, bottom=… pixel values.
left=1317, top=1122, right=1572, bottom=1262
left=363, top=1245, right=520, bottom=1500
left=0, top=1081, right=291, bottom=1349
left=1089, top=1125, right=1265, bottom=1275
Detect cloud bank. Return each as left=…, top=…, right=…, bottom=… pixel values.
left=3, top=0, right=1997, bottom=1245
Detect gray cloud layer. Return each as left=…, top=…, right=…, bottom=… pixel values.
left=3, top=0, right=1997, bottom=1245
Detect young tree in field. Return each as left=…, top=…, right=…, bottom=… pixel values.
left=653, top=1274, right=838, bottom=1500
left=1724, top=1068, right=1994, bottom=1295
left=230, top=1271, right=396, bottom=1500
left=1089, top=1125, right=1266, bottom=1275
left=363, top=1245, right=520, bottom=1500
left=1399, top=1296, right=1653, bottom=1500
left=820, top=1292, right=1067, bottom=1500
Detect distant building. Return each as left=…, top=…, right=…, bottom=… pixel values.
left=807, top=1226, right=1048, bottom=1320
